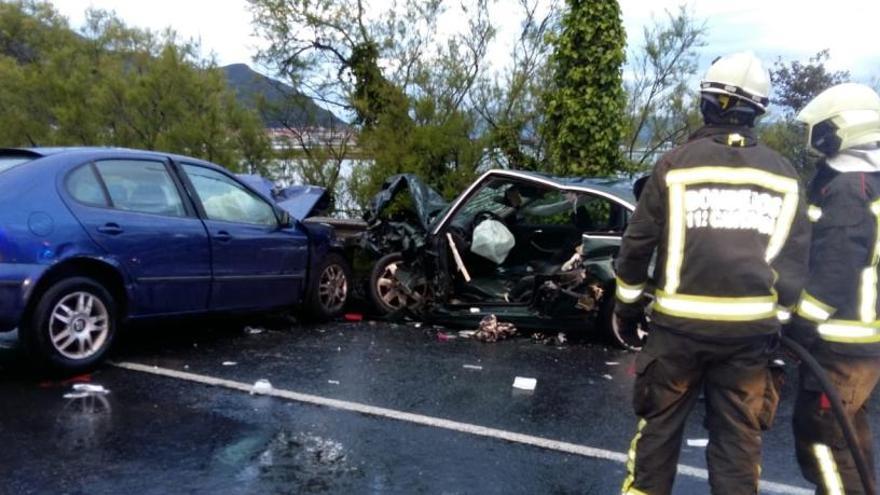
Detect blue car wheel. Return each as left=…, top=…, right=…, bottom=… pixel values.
left=21, top=277, right=118, bottom=373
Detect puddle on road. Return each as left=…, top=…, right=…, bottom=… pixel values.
left=219, top=430, right=360, bottom=492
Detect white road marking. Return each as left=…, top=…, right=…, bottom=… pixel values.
left=112, top=361, right=810, bottom=495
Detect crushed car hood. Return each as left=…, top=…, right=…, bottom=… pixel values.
left=365, top=174, right=449, bottom=230
left=236, top=174, right=332, bottom=219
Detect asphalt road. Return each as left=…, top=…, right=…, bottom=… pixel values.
left=0, top=318, right=872, bottom=494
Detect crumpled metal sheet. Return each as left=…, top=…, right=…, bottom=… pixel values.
left=473, top=314, right=517, bottom=342
left=364, top=174, right=448, bottom=231
left=235, top=174, right=332, bottom=219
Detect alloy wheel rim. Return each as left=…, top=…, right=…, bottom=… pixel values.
left=319, top=264, right=348, bottom=313
left=48, top=291, right=110, bottom=360
left=376, top=261, right=426, bottom=311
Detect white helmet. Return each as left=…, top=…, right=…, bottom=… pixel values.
left=700, top=52, right=771, bottom=113
left=796, top=83, right=880, bottom=156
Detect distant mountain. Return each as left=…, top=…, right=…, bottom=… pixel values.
left=221, top=64, right=346, bottom=129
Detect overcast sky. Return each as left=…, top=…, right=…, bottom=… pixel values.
left=55, top=0, right=879, bottom=82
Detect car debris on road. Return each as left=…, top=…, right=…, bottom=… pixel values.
left=473, top=315, right=517, bottom=342
left=512, top=377, right=537, bottom=391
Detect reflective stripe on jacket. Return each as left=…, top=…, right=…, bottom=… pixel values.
left=615, top=125, right=810, bottom=338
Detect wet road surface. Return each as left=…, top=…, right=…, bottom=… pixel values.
left=0, top=319, right=871, bottom=494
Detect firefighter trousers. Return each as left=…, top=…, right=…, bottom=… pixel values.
left=793, top=345, right=880, bottom=494
left=621, top=327, right=777, bottom=495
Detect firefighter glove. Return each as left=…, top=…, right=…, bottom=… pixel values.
left=613, top=300, right=647, bottom=351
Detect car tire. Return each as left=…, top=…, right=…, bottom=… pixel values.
left=600, top=288, right=648, bottom=352
left=369, top=252, right=430, bottom=315
left=20, top=277, right=118, bottom=374
left=302, top=252, right=351, bottom=321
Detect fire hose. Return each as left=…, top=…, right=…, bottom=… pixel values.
left=780, top=336, right=876, bottom=495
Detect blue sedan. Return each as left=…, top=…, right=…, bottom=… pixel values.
left=0, top=147, right=351, bottom=372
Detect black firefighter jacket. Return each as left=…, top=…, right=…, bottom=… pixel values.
left=615, top=125, right=811, bottom=339
left=795, top=158, right=880, bottom=355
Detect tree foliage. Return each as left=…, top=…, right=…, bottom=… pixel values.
left=471, top=0, right=559, bottom=171
left=0, top=1, right=270, bottom=171
left=623, top=6, right=705, bottom=170
left=250, top=0, right=494, bottom=207
left=760, top=50, right=850, bottom=176
left=541, top=0, right=627, bottom=176
left=769, top=49, right=850, bottom=118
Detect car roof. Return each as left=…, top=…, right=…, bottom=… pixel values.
left=485, top=169, right=637, bottom=203
left=0, top=146, right=224, bottom=169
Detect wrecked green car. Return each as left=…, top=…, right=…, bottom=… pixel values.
left=359, top=170, right=642, bottom=347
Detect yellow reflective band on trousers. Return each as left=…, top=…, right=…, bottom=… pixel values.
left=621, top=419, right=647, bottom=495
left=652, top=290, right=777, bottom=321
left=817, top=319, right=880, bottom=343
left=808, top=205, right=823, bottom=222
left=859, top=198, right=880, bottom=323
left=616, top=277, right=646, bottom=304
left=662, top=167, right=800, bottom=295
left=797, top=291, right=835, bottom=323
left=813, top=444, right=845, bottom=495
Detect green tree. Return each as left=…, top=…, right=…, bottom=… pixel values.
left=472, top=0, right=559, bottom=171
left=542, top=0, right=627, bottom=176
left=249, top=0, right=492, bottom=207
left=760, top=50, right=849, bottom=176
left=623, top=6, right=705, bottom=170
left=0, top=1, right=270, bottom=171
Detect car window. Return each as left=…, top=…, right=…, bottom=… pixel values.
left=451, top=179, right=516, bottom=229
left=94, top=160, right=186, bottom=217
left=570, top=195, right=627, bottom=233
left=66, top=164, right=109, bottom=207
left=182, top=164, right=277, bottom=226
left=518, top=190, right=583, bottom=226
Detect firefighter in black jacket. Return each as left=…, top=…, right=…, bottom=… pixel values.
left=614, top=52, right=811, bottom=495
left=789, top=83, right=880, bottom=494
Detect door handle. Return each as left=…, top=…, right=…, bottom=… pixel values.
left=214, top=230, right=232, bottom=242
left=97, top=223, right=123, bottom=235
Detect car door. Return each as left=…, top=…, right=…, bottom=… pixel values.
left=64, top=158, right=212, bottom=316
left=178, top=163, right=309, bottom=311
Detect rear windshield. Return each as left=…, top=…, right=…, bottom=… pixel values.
left=0, top=157, right=34, bottom=174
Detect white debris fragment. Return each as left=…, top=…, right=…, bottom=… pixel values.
left=72, top=383, right=109, bottom=394
left=556, top=332, right=567, bottom=345
left=458, top=330, right=477, bottom=338
left=469, top=307, right=480, bottom=314
left=512, top=376, right=537, bottom=391
left=222, top=361, right=238, bottom=366
left=327, top=380, right=340, bottom=385
left=687, top=438, right=709, bottom=447
left=251, top=379, right=273, bottom=395
left=772, top=359, right=785, bottom=366
left=605, top=361, right=620, bottom=366
left=602, top=374, right=613, bottom=380
left=463, top=364, right=483, bottom=371
left=414, top=322, right=422, bottom=328
left=244, top=326, right=265, bottom=335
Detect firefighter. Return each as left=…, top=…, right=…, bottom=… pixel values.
left=614, top=52, right=811, bottom=494
left=789, top=82, right=880, bottom=494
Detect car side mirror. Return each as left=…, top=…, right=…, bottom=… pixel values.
left=277, top=209, right=294, bottom=229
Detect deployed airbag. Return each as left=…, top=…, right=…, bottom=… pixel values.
left=470, top=219, right=515, bottom=264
